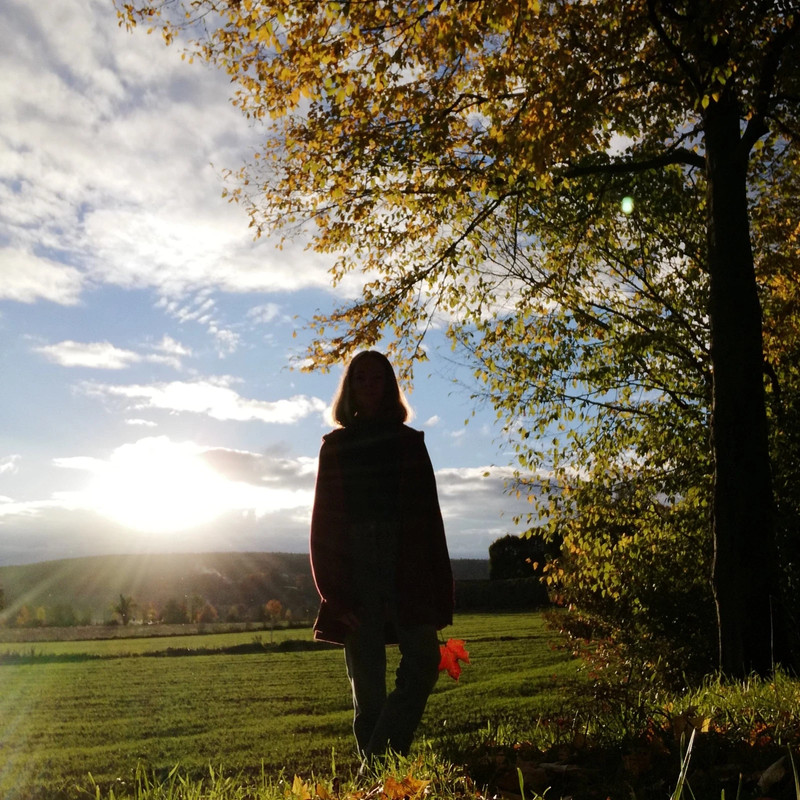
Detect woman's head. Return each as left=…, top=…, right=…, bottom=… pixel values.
left=331, top=351, right=411, bottom=426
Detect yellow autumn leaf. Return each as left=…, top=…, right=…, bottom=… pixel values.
left=289, top=775, right=312, bottom=800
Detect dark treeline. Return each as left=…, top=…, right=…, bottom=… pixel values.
left=0, top=552, right=493, bottom=629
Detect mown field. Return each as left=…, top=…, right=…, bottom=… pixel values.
left=0, top=612, right=580, bottom=800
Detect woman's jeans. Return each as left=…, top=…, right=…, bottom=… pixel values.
left=344, top=605, right=440, bottom=759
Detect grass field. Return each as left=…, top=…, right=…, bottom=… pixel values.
left=0, top=624, right=316, bottom=658
left=0, top=612, right=580, bottom=800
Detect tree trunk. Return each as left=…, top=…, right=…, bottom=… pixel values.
left=705, top=96, right=786, bottom=676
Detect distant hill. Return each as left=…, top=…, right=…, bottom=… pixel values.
left=0, top=552, right=488, bottom=626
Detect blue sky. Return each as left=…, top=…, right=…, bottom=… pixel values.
left=0, top=0, right=533, bottom=566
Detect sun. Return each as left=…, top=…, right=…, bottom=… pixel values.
left=87, top=438, right=232, bottom=534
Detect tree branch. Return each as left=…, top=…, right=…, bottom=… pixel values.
left=563, top=147, right=705, bottom=180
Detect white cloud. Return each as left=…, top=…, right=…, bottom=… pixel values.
left=210, top=328, right=241, bottom=356
left=145, top=335, right=193, bottom=368
left=33, top=338, right=194, bottom=370
left=434, top=465, right=546, bottom=555
left=1, top=0, right=339, bottom=310
left=154, top=336, right=192, bottom=358
left=167, top=296, right=217, bottom=325
left=52, top=456, right=105, bottom=472
left=247, top=303, right=284, bottom=325
left=34, top=340, right=142, bottom=369
left=81, top=378, right=327, bottom=423
left=0, top=249, right=84, bottom=305
left=156, top=294, right=242, bottom=356
left=0, top=456, right=21, bottom=475
left=0, top=438, right=316, bottom=559
left=201, top=445, right=318, bottom=489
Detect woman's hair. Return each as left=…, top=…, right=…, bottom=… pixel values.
left=330, top=350, right=411, bottom=427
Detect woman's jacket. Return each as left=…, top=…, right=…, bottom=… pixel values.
left=309, top=423, right=454, bottom=645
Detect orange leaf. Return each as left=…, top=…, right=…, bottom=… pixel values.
left=438, top=638, right=470, bottom=681
left=382, top=774, right=430, bottom=800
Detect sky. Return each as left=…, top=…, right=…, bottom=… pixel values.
left=0, top=0, right=533, bottom=567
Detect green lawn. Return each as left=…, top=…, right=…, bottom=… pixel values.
left=0, top=612, right=579, bottom=800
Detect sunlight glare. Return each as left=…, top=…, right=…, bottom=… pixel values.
left=88, top=438, right=236, bottom=534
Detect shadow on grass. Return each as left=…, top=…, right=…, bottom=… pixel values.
left=0, top=638, right=338, bottom=664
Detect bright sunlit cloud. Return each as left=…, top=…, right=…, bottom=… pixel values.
left=55, top=437, right=313, bottom=534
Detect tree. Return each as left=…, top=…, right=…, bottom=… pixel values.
left=489, top=534, right=548, bottom=581
left=187, top=595, right=219, bottom=623
left=187, top=594, right=208, bottom=623
left=50, top=604, right=79, bottom=627
left=196, top=602, right=219, bottom=623
left=14, top=605, right=31, bottom=628
left=264, top=598, right=283, bottom=642
left=142, top=601, right=160, bottom=624
left=754, top=146, right=800, bottom=658
left=161, top=597, right=189, bottom=624
left=113, top=594, right=137, bottom=626
left=470, top=166, right=720, bottom=676
left=117, top=0, right=800, bottom=675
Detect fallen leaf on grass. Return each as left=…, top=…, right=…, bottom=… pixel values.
left=315, top=783, right=331, bottom=800
left=288, top=773, right=430, bottom=800
left=382, top=774, right=430, bottom=800
left=289, top=775, right=313, bottom=800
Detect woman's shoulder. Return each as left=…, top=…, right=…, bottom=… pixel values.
left=399, top=424, right=425, bottom=441
left=321, top=423, right=424, bottom=444
left=320, top=427, right=348, bottom=450
left=322, top=426, right=346, bottom=442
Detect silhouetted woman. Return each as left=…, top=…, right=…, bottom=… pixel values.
left=309, top=350, right=454, bottom=765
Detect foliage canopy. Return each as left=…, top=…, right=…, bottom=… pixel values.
left=116, top=0, right=800, bottom=674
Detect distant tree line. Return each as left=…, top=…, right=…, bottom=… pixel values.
left=2, top=594, right=299, bottom=630
left=7, top=604, right=93, bottom=628
left=0, top=548, right=536, bottom=626
left=2, top=548, right=539, bottom=629
left=0, top=568, right=318, bottom=629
